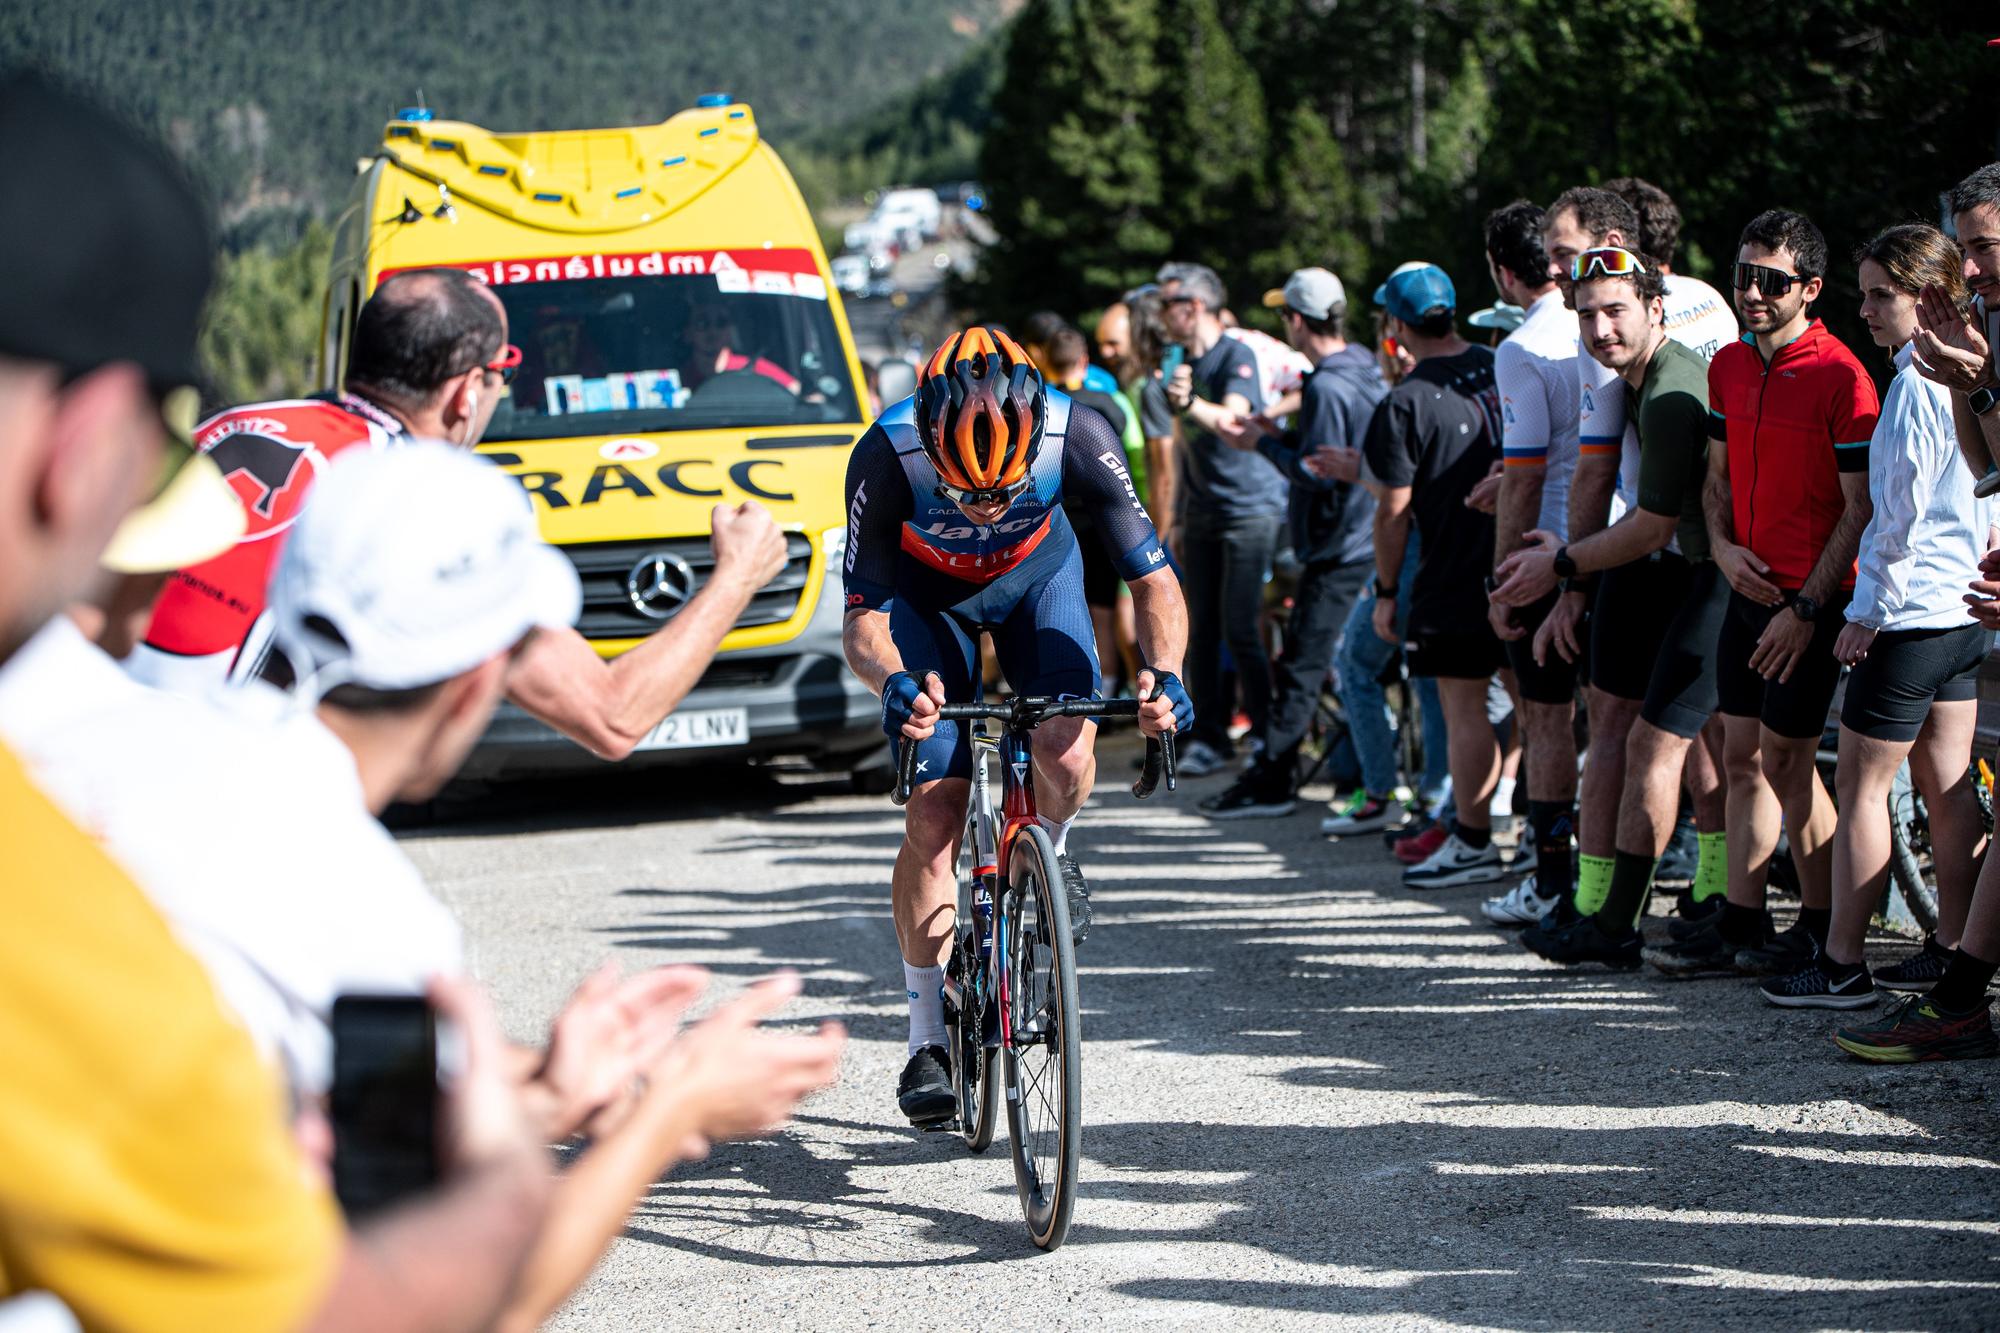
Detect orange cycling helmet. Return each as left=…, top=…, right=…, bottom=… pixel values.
left=915, top=325, right=1046, bottom=498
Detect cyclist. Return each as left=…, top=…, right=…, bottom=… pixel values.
left=840, top=326, right=1190, bottom=1124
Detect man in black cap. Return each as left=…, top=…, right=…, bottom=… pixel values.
left=0, top=72, right=559, bottom=1333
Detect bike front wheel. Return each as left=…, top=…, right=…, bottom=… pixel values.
left=1001, top=824, right=1082, bottom=1250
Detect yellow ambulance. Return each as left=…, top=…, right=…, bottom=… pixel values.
left=320, top=95, right=884, bottom=783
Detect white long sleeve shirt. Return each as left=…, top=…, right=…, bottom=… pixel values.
left=1849, top=341, right=1993, bottom=631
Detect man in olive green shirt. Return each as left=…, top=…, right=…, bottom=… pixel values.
left=1491, top=251, right=1733, bottom=967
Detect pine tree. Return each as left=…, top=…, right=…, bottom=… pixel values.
left=1255, top=104, right=1368, bottom=302
left=1150, top=0, right=1268, bottom=305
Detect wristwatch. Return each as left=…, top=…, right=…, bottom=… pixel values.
left=1374, top=578, right=1398, bottom=600
left=1971, top=386, right=1999, bottom=417
left=1791, top=594, right=1822, bottom=623
left=1552, top=545, right=1578, bottom=580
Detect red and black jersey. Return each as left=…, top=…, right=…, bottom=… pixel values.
left=141, top=394, right=404, bottom=662
left=1707, top=321, right=1879, bottom=591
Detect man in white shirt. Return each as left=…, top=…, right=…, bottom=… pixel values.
left=1480, top=200, right=1584, bottom=928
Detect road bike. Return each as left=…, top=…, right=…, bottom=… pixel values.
left=892, top=697, right=1174, bottom=1250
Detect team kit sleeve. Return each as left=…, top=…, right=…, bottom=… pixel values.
left=1496, top=340, right=1551, bottom=472
left=840, top=425, right=913, bottom=613
left=1635, top=385, right=1711, bottom=520
left=1576, top=345, right=1626, bottom=462
left=1062, top=406, right=1169, bottom=580
left=1829, top=360, right=1882, bottom=472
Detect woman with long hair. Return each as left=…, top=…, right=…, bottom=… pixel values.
left=1762, top=223, right=1992, bottom=1010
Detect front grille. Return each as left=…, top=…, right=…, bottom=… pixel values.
left=562, top=534, right=814, bottom=640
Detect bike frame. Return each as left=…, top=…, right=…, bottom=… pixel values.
left=964, top=720, right=1038, bottom=1051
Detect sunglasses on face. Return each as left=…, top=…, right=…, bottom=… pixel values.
left=935, top=478, right=1032, bottom=510
left=482, top=343, right=522, bottom=385
left=1570, top=247, right=1647, bottom=282
left=1733, top=262, right=1810, bottom=297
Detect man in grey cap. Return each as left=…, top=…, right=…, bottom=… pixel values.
left=1201, top=267, right=1386, bottom=817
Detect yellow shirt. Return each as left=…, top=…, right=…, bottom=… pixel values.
left=0, top=742, right=340, bottom=1331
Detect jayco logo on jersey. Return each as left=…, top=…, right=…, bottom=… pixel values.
left=915, top=511, right=1043, bottom=541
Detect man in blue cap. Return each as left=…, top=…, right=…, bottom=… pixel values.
left=1361, top=262, right=1510, bottom=888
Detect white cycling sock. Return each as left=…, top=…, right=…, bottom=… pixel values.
left=904, top=962, right=946, bottom=1055
left=1035, top=813, right=1073, bottom=855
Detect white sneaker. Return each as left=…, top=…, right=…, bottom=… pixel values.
left=1481, top=873, right=1560, bottom=926
left=1177, top=739, right=1228, bottom=778
left=1403, top=833, right=1507, bottom=889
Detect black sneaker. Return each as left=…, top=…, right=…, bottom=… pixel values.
left=1734, top=924, right=1818, bottom=976
left=1057, top=854, right=1092, bottom=946
left=1642, top=918, right=1743, bottom=977
left=897, top=1045, right=956, bottom=1125
left=1521, top=915, right=1642, bottom=969
left=1760, top=961, right=1879, bottom=1009
left=1877, top=935, right=1954, bottom=993
left=1198, top=770, right=1296, bottom=820
left=1668, top=902, right=1769, bottom=944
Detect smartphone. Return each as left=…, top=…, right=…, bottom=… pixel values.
left=1159, top=343, right=1186, bottom=379
left=1380, top=334, right=1402, bottom=361
left=330, top=994, right=440, bottom=1219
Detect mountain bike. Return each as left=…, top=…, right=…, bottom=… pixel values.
left=892, top=697, right=1175, bottom=1251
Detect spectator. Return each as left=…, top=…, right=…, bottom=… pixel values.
left=1094, top=300, right=1135, bottom=381
left=133, top=269, right=789, bottom=761
left=1159, top=262, right=1283, bottom=776
left=1479, top=200, right=1585, bottom=926
left=1361, top=262, right=1508, bottom=887
left=1200, top=267, right=1385, bottom=817
left=678, top=299, right=800, bottom=394
left=1918, top=164, right=2000, bottom=479
left=1129, top=288, right=1181, bottom=538
left=1762, top=225, right=1990, bottom=1009
left=0, top=71, right=548, bottom=1333
left=1689, top=210, right=1879, bottom=976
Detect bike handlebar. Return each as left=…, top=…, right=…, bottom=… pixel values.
left=890, top=695, right=1178, bottom=805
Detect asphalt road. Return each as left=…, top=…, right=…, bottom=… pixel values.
left=403, top=733, right=2000, bottom=1330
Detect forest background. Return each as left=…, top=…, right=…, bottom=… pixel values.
left=4, top=0, right=1994, bottom=403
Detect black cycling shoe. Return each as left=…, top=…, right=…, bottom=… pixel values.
left=1521, top=914, right=1642, bottom=969
left=1058, top=854, right=1092, bottom=946
left=897, top=1045, right=957, bottom=1125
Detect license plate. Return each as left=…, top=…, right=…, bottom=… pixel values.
left=636, top=707, right=748, bottom=751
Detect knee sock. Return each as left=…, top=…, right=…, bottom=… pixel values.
left=1594, top=850, right=1655, bottom=933
left=904, top=962, right=946, bottom=1054
left=1575, top=854, right=1614, bottom=915
left=1794, top=906, right=1831, bottom=945
left=1929, top=946, right=2000, bottom=1012
left=1693, top=831, right=1728, bottom=902
left=1035, top=813, right=1073, bottom=855
left=1528, top=801, right=1576, bottom=900
left=1453, top=819, right=1491, bottom=850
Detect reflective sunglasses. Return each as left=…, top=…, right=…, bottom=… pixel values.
left=1570, top=247, right=1648, bottom=282
left=935, top=477, right=1032, bottom=509
left=482, top=343, right=523, bottom=385
left=1733, top=262, right=1810, bottom=297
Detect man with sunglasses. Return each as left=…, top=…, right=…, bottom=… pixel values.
left=841, top=325, right=1189, bottom=1124
left=1690, top=210, right=1879, bottom=975
left=1493, top=251, right=1729, bottom=966
left=134, top=269, right=790, bottom=763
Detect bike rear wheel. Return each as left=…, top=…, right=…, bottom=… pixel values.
left=1888, top=768, right=1940, bottom=934
left=1002, top=824, right=1082, bottom=1250
left=950, top=810, right=999, bottom=1152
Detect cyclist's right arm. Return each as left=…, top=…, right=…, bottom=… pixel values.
left=839, top=428, right=941, bottom=739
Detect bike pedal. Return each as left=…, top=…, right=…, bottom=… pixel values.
left=921, top=1117, right=963, bottom=1134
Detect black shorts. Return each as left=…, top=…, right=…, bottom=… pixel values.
left=1841, top=622, right=1989, bottom=742
left=1503, top=588, right=1582, bottom=705
left=1639, top=561, right=1731, bottom=738
left=1408, top=625, right=1506, bottom=680
left=1715, top=588, right=1851, bottom=739
left=1589, top=553, right=1692, bottom=703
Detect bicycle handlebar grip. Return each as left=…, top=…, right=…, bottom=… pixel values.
left=892, top=736, right=918, bottom=806
left=1162, top=730, right=1177, bottom=792
left=1132, top=732, right=1178, bottom=798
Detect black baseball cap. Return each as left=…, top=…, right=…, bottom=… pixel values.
left=0, top=72, right=213, bottom=401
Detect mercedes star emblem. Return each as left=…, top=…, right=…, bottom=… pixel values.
left=626, top=551, right=697, bottom=620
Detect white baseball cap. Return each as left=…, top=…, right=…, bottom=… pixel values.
left=266, top=441, right=581, bottom=692
left=1261, top=267, right=1348, bottom=321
